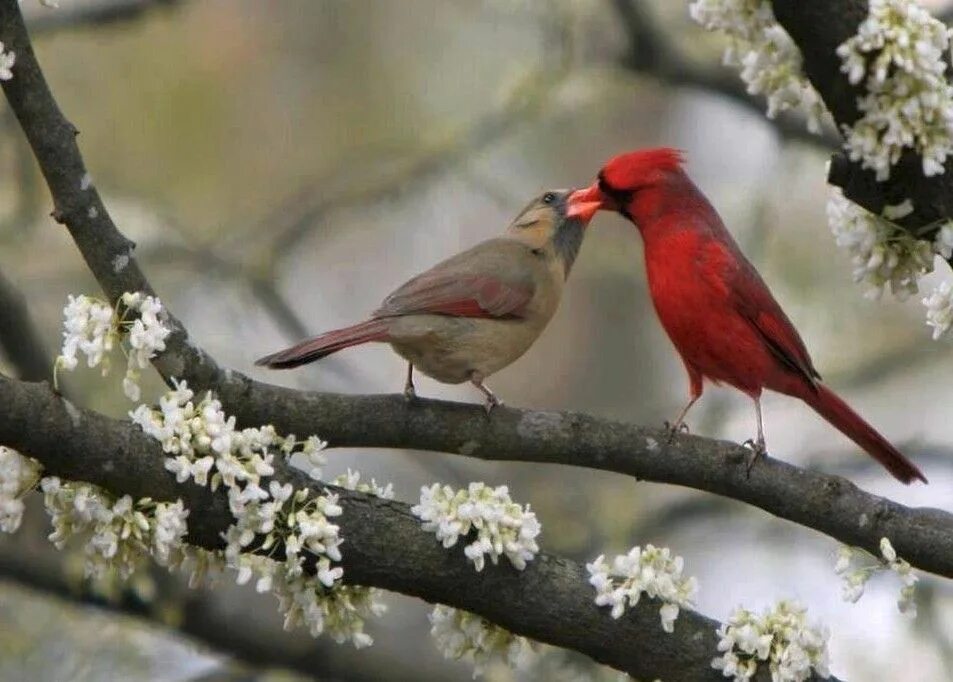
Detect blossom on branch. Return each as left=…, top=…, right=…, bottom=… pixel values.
left=711, top=600, right=830, bottom=681
left=586, top=544, right=698, bottom=633
left=130, top=380, right=387, bottom=647
left=429, top=604, right=531, bottom=679
left=826, top=189, right=934, bottom=300
left=0, top=446, right=41, bottom=533
left=834, top=538, right=918, bottom=617
left=923, top=280, right=953, bottom=340
left=40, top=476, right=189, bottom=579
left=411, top=482, right=540, bottom=572
left=837, top=0, right=953, bottom=180
left=689, top=0, right=828, bottom=134
left=56, top=292, right=171, bottom=401
left=0, top=41, right=14, bottom=81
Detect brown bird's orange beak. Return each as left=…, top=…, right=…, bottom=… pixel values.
left=566, top=184, right=604, bottom=223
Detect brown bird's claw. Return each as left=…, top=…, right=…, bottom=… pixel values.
left=483, top=394, right=502, bottom=416
left=742, top=438, right=767, bottom=478
left=403, top=384, right=417, bottom=402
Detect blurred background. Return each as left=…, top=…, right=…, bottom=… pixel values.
left=1, top=0, right=953, bottom=680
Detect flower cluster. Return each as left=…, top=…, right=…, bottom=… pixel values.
left=826, top=189, right=934, bottom=300
left=837, top=0, right=953, bottom=180
left=923, top=279, right=953, bottom=340
left=334, top=468, right=395, bottom=499
left=429, top=605, right=531, bottom=679
left=586, top=545, right=698, bottom=633
left=0, top=41, right=14, bottom=81
left=689, top=0, right=827, bottom=134
left=41, top=477, right=188, bottom=579
left=0, top=447, right=41, bottom=533
left=130, top=380, right=385, bottom=646
left=834, top=537, right=918, bottom=617
left=712, top=600, right=830, bottom=681
left=411, top=482, right=540, bottom=571
left=56, top=292, right=171, bottom=401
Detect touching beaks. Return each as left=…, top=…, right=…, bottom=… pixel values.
left=566, top=184, right=604, bottom=223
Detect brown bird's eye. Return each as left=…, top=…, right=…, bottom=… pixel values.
left=542, top=192, right=556, bottom=204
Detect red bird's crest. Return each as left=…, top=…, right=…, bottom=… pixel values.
left=599, top=147, right=686, bottom=193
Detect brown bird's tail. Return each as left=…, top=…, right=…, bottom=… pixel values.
left=802, top=384, right=927, bottom=484
left=255, top=319, right=390, bottom=369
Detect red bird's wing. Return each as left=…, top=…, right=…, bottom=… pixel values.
left=726, top=258, right=822, bottom=387
left=373, top=242, right=535, bottom=320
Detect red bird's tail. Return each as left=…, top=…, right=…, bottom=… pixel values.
left=255, top=319, right=390, bottom=369
left=801, top=384, right=927, bottom=484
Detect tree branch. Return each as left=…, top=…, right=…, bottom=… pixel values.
left=770, top=0, right=953, bottom=232
left=1, top=0, right=951, bottom=583
left=0, top=373, right=803, bottom=682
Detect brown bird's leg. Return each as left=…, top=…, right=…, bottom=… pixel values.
left=665, top=366, right=703, bottom=443
left=743, top=395, right=767, bottom=476
left=469, top=371, right=502, bottom=415
left=403, top=363, right=416, bottom=401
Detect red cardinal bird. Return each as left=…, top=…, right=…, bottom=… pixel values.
left=256, top=189, right=601, bottom=411
left=580, top=148, right=925, bottom=484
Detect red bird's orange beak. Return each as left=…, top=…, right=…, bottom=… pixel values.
left=566, top=184, right=604, bottom=223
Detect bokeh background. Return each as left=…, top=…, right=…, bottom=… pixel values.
left=1, top=0, right=953, bottom=680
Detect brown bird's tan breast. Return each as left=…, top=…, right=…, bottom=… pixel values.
left=384, top=238, right=565, bottom=384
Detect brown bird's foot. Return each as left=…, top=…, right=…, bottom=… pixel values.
left=469, top=372, right=502, bottom=416
left=663, top=420, right=690, bottom=444
left=742, top=437, right=767, bottom=478
left=403, top=363, right=417, bottom=402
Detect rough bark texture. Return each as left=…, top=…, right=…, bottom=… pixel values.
left=0, top=373, right=797, bottom=682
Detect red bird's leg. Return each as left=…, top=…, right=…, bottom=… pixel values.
left=469, top=371, right=502, bottom=415
left=665, top=366, right=703, bottom=443
left=403, top=363, right=417, bottom=401
left=743, top=396, right=767, bottom=476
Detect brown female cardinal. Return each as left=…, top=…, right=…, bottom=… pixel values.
left=576, top=148, right=925, bottom=484
left=256, top=189, right=602, bottom=411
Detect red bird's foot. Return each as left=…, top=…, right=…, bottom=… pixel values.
left=403, top=384, right=417, bottom=401
left=742, top=438, right=767, bottom=477
left=663, top=420, right=690, bottom=444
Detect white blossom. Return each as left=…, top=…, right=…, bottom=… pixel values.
left=923, top=280, right=953, bottom=340
left=689, top=0, right=828, bottom=134
left=429, top=605, right=531, bottom=678
left=56, top=292, right=170, bottom=400
left=40, top=477, right=189, bottom=578
left=0, top=447, right=41, bottom=533
left=333, top=468, right=394, bottom=499
left=411, top=482, right=540, bottom=571
left=834, top=538, right=918, bottom=617
left=0, top=41, right=14, bottom=81
left=827, top=189, right=934, bottom=299
left=130, top=380, right=384, bottom=647
left=586, top=545, right=698, bottom=633
left=837, top=0, right=953, bottom=180
left=712, top=600, right=830, bottom=681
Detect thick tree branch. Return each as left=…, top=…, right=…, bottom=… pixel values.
left=0, top=373, right=802, bottom=682
left=770, top=0, right=953, bottom=232
left=1, top=0, right=951, bottom=586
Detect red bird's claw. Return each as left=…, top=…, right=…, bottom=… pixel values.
left=742, top=439, right=767, bottom=478
left=403, top=385, right=417, bottom=402
left=663, top=420, right=689, bottom=444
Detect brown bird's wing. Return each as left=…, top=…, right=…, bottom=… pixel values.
left=372, top=239, right=536, bottom=320
left=703, top=238, right=822, bottom=387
